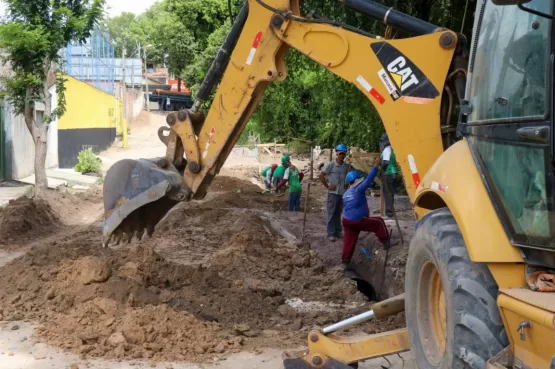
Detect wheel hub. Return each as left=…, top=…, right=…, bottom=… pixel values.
left=417, top=261, right=447, bottom=366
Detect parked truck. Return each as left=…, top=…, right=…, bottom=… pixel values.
left=148, top=89, right=194, bottom=111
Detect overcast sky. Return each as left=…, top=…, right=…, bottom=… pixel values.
left=0, top=0, right=159, bottom=18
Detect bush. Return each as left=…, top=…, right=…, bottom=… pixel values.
left=74, top=148, right=102, bottom=174
left=285, top=139, right=312, bottom=156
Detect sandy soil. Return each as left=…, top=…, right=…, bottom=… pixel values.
left=0, top=111, right=417, bottom=369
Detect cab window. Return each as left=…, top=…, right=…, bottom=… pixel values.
left=468, top=0, right=551, bottom=123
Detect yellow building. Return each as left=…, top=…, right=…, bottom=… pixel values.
left=58, top=76, right=123, bottom=168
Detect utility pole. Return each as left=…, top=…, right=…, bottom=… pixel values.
left=143, top=44, right=150, bottom=112
left=122, top=48, right=128, bottom=148
left=131, top=49, right=134, bottom=90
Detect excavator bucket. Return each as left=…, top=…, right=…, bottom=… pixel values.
left=102, top=157, right=190, bottom=246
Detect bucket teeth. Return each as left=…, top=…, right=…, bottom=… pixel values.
left=102, top=157, right=189, bottom=246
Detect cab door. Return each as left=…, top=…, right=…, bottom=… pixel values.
left=464, top=0, right=555, bottom=255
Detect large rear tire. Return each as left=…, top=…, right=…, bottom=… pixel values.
left=405, top=208, right=508, bottom=369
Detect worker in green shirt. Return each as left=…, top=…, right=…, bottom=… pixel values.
left=275, top=162, right=305, bottom=211
left=272, top=156, right=289, bottom=193
left=380, top=133, right=400, bottom=218
left=261, top=163, right=278, bottom=190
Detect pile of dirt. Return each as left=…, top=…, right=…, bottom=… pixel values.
left=197, top=176, right=321, bottom=213
left=0, top=175, right=408, bottom=362
left=0, top=208, right=372, bottom=362
left=0, top=197, right=59, bottom=243
left=210, top=176, right=261, bottom=192
left=41, top=188, right=103, bottom=224
left=193, top=176, right=288, bottom=211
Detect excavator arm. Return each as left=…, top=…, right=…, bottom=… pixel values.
left=102, top=0, right=465, bottom=245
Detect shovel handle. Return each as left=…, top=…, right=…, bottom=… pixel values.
left=371, top=293, right=405, bottom=319
left=322, top=293, right=405, bottom=334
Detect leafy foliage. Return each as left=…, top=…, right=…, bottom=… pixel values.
left=0, top=0, right=105, bottom=121
left=74, top=147, right=102, bottom=174
left=103, top=12, right=147, bottom=59
left=105, top=0, right=475, bottom=151
left=104, top=2, right=196, bottom=78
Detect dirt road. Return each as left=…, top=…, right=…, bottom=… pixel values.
left=0, top=111, right=416, bottom=369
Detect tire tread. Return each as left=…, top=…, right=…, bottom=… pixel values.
left=407, top=207, right=508, bottom=369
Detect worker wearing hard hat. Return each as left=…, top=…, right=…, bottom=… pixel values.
left=272, top=155, right=290, bottom=193
left=275, top=161, right=305, bottom=211
left=341, top=158, right=399, bottom=274
left=261, top=163, right=278, bottom=191
left=319, top=144, right=352, bottom=242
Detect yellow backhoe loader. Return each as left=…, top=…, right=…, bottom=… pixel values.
left=101, top=0, right=555, bottom=368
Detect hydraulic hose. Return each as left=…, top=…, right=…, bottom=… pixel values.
left=194, top=2, right=249, bottom=110
left=340, top=0, right=439, bottom=36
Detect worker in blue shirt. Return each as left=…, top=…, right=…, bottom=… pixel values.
left=341, top=157, right=398, bottom=273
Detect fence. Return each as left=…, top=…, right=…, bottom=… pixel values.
left=229, top=146, right=259, bottom=160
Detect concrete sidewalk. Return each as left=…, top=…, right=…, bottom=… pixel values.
left=46, top=169, right=100, bottom=186
left=19, top=175, right=67, bottom=189
left=0, top=182, right=33, bottom=208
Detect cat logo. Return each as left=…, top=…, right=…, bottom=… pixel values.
left=387, top=56, right=419, bottom=92
left=371, top=42, right=439, bottom=103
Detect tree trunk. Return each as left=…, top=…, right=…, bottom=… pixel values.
left=34, top=123, right=49, bottom=197
left=178, top=78, right=182, bottom=92
left=33, top=66, right=54, bottom=197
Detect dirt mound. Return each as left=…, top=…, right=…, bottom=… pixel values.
left=192, top=176, right=321, bottom=212
left=211, top=176, right=260, bottom=192
left=0, top=197, right=59, bottom=243
left=42, top=189, right=102, bottom=224
left=186, top=176, right=289, bottom=211
left=0, top=209, right=370, bottom=362
left=0, top=185, right=103, bottom=245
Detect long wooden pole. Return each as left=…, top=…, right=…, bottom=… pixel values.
left=381, top=171, right=404, bottom=245
left=310, top=146, right=314, bottom=180
left=301, top=182, right=311, bottom=242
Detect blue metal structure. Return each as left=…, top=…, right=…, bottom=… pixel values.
left=65, top=27, right=117, bottom=95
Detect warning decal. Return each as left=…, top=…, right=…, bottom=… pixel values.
left=356, top=75, right=385, bottom=105
left=408, top=154, right=421, bottom=187
left=202, top=127, right=216, bottom=159
left=246, top=31, right=263, bottom=66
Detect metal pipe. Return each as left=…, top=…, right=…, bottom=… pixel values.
left=322, top=310, right=375, bottom=334
left=340, top=0, right=439, bottom=36
left=194, top=2, right=249, bottom=110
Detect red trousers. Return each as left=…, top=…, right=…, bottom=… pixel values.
left=342, top=216, right=389, bottom=263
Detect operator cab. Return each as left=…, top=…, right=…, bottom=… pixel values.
left=463, top=0, right=555, bottom=263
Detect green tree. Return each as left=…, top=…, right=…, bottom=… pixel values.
left=166, top=0, right=244, bottom=90
left=0, top=0, right=104, bottom=196
left=139, top=3, right=195, bottom=85
left=104, top=2, right=195, bottom=87
left=118, top=0, right=475, bottom=152
left=103, top=12, right=146, bottom=58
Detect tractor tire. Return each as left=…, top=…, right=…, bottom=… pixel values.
left=405, top=208, right=508, bottom=369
